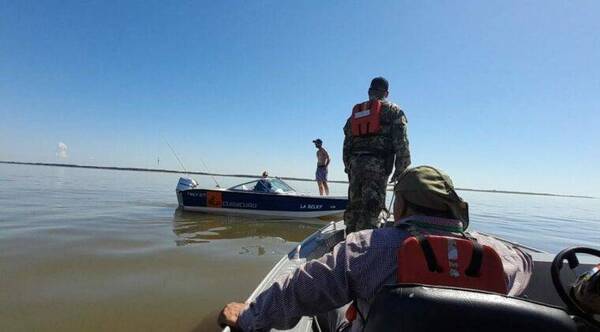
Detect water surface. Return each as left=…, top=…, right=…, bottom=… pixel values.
left=0, top=164, right=598, bottom=331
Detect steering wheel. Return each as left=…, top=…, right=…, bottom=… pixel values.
left=551, top=246, right=600, bottom=320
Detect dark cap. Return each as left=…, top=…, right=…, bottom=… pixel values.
left=394, top=166, right=470, bottom=229
left=369, top=77, right=389, bottom=92
left=312, top=138, right=323, bottom=144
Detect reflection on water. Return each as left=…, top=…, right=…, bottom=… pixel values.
left=172, top=209, right=323, bottom=246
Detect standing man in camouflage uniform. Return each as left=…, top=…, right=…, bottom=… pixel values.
left=343, top=77, right=411, bottom=233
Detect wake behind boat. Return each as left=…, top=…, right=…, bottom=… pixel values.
left=176, top=177, right=348, bottom=219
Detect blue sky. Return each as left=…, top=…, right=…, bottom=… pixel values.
left=1, top=1, right=599, bottom=196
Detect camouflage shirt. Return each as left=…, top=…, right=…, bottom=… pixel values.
left=343, top=98, right=411, bottom=178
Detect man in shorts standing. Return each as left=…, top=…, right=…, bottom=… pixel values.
left=313, top=138, right=330, bottom=196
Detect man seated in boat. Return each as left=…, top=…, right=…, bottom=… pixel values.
left=219, top=166, right=533, bottom=331
left=253, top=171, right=272, bottom=193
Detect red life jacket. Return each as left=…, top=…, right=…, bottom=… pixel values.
left=351, top=100, right=382, bottom=136
left=346, top=233, right=507, bottom=323
left=397, top=234, right=508, bottom=294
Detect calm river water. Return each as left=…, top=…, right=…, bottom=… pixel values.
left=1, top=164, right=598, bottom=331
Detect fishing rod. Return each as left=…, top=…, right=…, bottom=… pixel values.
left=164, top=138, right=188, bottom=173
left=162, top=136, right=221, bottom=188
left=197, top=157, right=221, bottom=188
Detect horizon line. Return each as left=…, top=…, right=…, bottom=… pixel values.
left=0, top=160, right=595, bottom=199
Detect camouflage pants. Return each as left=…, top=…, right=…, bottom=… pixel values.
left=343, top=155, right=389, bottom=233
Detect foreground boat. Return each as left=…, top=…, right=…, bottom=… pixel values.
left=224, top=220, right=600, bottom=331
left=176, top=177, right=348, bottom=219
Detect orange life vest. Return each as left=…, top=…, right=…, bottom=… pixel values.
left=397, top=235, right=508, bottom=294
left=351, top=100, right=382, bottom=136
left=346, top=233, right=507, bottom=323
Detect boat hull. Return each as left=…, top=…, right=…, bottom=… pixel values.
left=178, top=189, right=348, bottom=219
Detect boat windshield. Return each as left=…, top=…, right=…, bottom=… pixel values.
left=269, top=178, right=296, bottom=192
left=228, top=178, right=296, bottom=193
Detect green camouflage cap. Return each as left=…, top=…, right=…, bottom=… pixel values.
left=394, top=165, right=469, bottom=228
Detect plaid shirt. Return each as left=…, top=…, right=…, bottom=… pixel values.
left=238, top=216, right=533, bottom=331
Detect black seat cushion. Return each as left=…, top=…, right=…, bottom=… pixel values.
left=364, top=284, right=594, bottom=332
